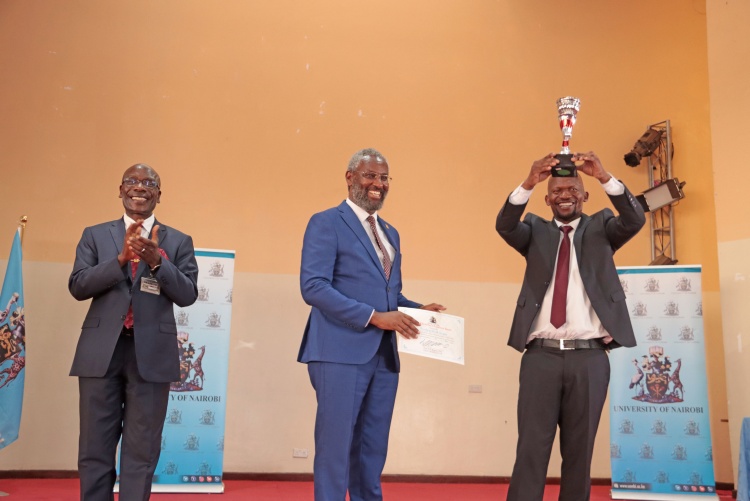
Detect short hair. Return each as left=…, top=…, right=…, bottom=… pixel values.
left=346, top=148, right=387, bottom=172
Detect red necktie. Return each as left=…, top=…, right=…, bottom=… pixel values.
left=123, top=260, right=138, bottom=329
left=550, top=225, right=573, bottom=328
left=366, top=216, right=392, bottom=280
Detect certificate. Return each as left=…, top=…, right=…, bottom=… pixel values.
left=396, top=307, right=465, bottom=365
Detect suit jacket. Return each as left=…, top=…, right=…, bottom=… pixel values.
left=298, top=201, right=421, bottom=372
left=496, top=185, right=646, bottom=352
left=69, top=218, right=199, bottom=382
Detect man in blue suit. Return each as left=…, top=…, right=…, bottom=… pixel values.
left=299, top=148, right=445, bottom=500
left=69, top=164, right=198, bottom=501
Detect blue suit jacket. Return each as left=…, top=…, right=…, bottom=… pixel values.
left=69, top=218, right=199, bottom=382
left=298, top=201, right=421, bottom=371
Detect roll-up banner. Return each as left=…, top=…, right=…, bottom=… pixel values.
left=610, top=266, right=717, bottom=500
left=113, top=248, right=234, bottom=494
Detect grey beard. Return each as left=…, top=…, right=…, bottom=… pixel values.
left=350, top=184, right=385, bottom=212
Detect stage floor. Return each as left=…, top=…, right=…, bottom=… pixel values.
left=0, top=479, right=735, bottom=500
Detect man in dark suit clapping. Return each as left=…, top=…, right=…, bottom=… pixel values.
left=69, top=164, right=198, bottom=501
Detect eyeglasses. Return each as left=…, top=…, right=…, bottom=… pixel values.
left=359, top=172, right=392, bottom=184
left=122, top=177, right=159, bottom=189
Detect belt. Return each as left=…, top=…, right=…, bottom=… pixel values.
left=121, top=326, right=134, bottom=337
left=526, top=338, right=607, bottom=351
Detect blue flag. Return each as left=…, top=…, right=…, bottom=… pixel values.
left=0, top=230, right=25, bottom=450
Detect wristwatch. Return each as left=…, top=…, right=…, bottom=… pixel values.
left=149, top=264, right=161, bottom=275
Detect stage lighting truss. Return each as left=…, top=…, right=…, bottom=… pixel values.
left=644, top=120, right=679, bottom=266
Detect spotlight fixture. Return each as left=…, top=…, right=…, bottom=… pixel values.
left=624, top=127, right=664, bottom=167
left=635, top=178, right=686, bottom=213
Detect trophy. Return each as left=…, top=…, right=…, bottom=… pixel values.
left=553, top=96, right=581, bottom=177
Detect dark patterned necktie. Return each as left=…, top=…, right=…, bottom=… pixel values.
left=123, top=260, right=139, bottom=329
left=366, top=215, right=392, bottom=280
left=550, top=225, right=573, bottom=328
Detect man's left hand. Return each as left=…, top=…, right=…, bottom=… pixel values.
left=420, top=303, right=446, bottom=312
left=573, top=151, right=611, bottom=184
left=129, top=225, right=162, bottom=269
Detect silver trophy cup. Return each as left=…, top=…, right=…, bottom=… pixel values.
left=554, top=96, right=581, bottom=177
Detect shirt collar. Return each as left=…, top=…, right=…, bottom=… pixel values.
left=554, top=217, right=581, bottom=231
left=346, top=198, right=378, bottom=224
left=123, top=213, right=156, bottom=237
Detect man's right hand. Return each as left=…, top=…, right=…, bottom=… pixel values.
left=117, top=220, right=144, bottom=266
left=521, top=153, right=558, bottom=190
left=370, top=311, right=421, bottom=339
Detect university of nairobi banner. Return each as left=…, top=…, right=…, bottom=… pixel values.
left=154, top=249, right=235, bottom=493
left=0, top=230, right=26, bottom=451
left=610, top=266, right=717, bottom=500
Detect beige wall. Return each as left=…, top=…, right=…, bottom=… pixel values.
left=706, top=0, right=750, bottom=488
left=0, top=0, right=735, bottom=484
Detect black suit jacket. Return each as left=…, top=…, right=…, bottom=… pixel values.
left=496, top=185, right=646, bottom=352
left=69, top=218, right=199, bottom=382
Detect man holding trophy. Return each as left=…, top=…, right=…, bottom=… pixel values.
left=495, top=98, right=646, bottom=500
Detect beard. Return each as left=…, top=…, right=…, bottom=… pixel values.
left=350, top=182, right=387, bottom=212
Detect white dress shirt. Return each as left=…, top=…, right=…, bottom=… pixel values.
left=346, top=198, right=395, bottom=263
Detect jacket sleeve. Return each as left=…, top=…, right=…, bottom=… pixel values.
left=605, top=185, right=647, bottom=251
left=68, top=227, right=129, bottom=301
left=496, top=196, right=532, bottom=255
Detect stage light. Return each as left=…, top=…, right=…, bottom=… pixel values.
left=635, top=178, right=686, bottom=213
left=624, top=127, right=664, bottom=167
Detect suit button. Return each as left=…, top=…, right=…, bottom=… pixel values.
left=387, top=287, right=390, bottom=292
left=121, top=315, right=126, bottom=320
left=544, top=281, right=550, bottom=286
left=535, top=304, right=541, bottom=308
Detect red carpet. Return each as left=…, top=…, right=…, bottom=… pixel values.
left=0, top=479, right=735, bottom=500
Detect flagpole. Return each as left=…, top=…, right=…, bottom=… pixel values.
left=0, top=218, right=25, bottom=498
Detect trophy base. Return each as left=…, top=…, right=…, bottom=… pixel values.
left=552, top=154, right=578, bottom=177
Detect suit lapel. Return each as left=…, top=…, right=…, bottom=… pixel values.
left=573, top=214, right=590, bottom=266
left=151, top=219, right=167, bottom=244
left=155, top=220, right=167, bottom=253
left=109, top=218, right=126, bottom=256
left=547, top=220, right=561, bottom=270
left=337, top=201, right=388, bottom=282
left=379, top=216, right=399, bottom=281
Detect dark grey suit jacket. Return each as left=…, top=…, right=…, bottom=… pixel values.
left=496, top=185, right=646, bottom=352
left=69, top=218, right=199, bottom=382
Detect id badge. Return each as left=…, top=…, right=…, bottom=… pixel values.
left=140, top=276, right=161, bottom=295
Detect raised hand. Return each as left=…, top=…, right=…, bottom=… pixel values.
left=522, top=153, right=558, bottom=190
left=130, top=225, right=162, bottom=269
